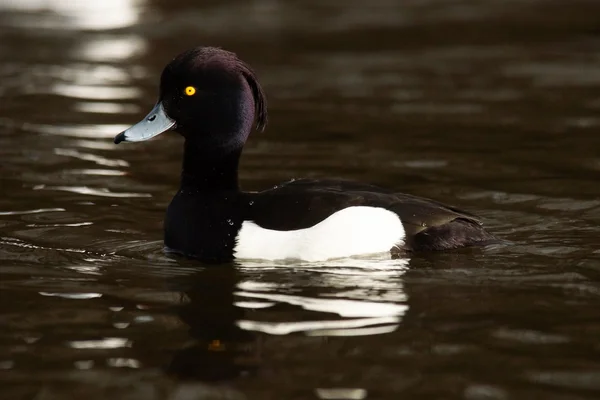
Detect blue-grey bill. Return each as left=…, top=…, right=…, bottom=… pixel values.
left=114, top=102, right=175, bottom=144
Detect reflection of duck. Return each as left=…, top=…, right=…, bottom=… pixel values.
left=234, top=257, right=409, bottom=337
left=166, top=266, right=259, bottom=381
left=114, top=46, right=495, bottom=263
left=167, top=257, right=410, bottom=381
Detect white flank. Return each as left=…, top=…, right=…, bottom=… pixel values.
left=234, top=206, right=405, bottom=262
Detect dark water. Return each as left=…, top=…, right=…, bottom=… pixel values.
left=1, top=0, right=600, bottom=399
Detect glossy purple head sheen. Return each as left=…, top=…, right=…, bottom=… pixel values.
left=158, top=47, right=267, bottom=149
left=159, top=47, right=267, bottom=147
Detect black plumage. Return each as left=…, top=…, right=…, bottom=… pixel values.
left=164, top=178, right=494, bottom=261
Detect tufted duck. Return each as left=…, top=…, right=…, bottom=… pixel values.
left=114, top=47, right=495, bottom=262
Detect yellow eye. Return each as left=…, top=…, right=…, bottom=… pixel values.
left=184, top=86, right=196, bottom=96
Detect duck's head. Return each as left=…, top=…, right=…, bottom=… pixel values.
left=114, top=47, right=267, bottom=150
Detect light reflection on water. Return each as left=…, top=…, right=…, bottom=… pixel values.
left=27, top=124, right=133, bottom=138
left=235, top=258, right=408, bottom=336
left=74, top=36, right=147, bottom=61
left=0, top=0, right=145, bottom=30
left=33, top=184, right=152, bottom=198
left=73, top=102, right=140, bottom=114
left=53, top=148, right=129, bottom=167
left=68, top=338, right=131, bottom=349
left=51, top=85, right=141, bottom=101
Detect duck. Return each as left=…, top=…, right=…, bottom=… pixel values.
left=114, top=46, right=495, bottom=263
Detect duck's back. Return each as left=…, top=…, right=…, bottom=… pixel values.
left=235, top=179, right=495, bottom=260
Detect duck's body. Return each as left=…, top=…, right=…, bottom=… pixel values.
left=114, top=47, right=495, bottom=263
left=166, top=178, right=492, bottom=262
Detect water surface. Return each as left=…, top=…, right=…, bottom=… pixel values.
left=1, top=0, right=600, bottom=399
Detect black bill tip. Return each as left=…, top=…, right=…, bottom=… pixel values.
left=114, top=131, right=126, bottom=144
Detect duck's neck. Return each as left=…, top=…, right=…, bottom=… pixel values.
left=181, top=140, right=242, bottom=191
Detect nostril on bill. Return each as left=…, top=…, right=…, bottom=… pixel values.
left=148, top=115, right=156, bottom=122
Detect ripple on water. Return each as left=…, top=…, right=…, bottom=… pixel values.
left=0, top=207, right=65, bottom=216
left=39, top=292, right=102, bottom=300
left=315, top=388, right=367, bottom=400
left=26, top=123, right=132, bottom=139
left=74, top=36, right=147, bottom=62
left=73, top=102, right=140, bottom=114
left=0, top=236, right=85, bottom=254
left=65, top=169, right=126, bottom=176
left=32, top=185, right=151, bottom=198
left=52, top=84, right=140, bottom=100
left=68, top=338, right=131, bottom=349
left=526, top=371, right=600, bottom=391
left=504, top=62, right=600, bottom=87
left=492, top=328, right=570, bottom=345
left=464, top=384, right=508, bottom=400
left=54, top=148, right=128, bottom=167
left=70, top=140, right=123, bottom=151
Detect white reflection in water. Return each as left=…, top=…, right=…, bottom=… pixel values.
left=526, top=371, right=600, bottom=391
left=74, top=360, right=94, bottom=370
left=46, top=62, right=145, bottom=106
left=33, top=184, right=151, bottom=198
left=0, top=207, right=64, bottom=216
left=107, top=358, right=141, bottom=368
left=74, top=102, right=140, bottom=114
left=37, top=65, right=132, bottom=85
left=134, top=315, right=154, bottom=323
left=233, top=301, right=275, bottom=309
left=54, top=148, right=128, bottom=167
left=71, top=140, right=123, bottom=151
left=0, top=361, right=15, bottom=370
left=237, top=316, right=400, bottom=336
left=76, top=36, right=147, bottom=61
left=236, top=280, right=282, bottom=292
left=28, top=123, right=131, bottom=139
left=316, top=388, right=367, bottom=400
left=66, top=265, right=102, bottom=275
left=311, top=324, right=398, bottom=337
left=68, top=337, right=131, bottom=349
left=236, top=257, right=409, bottom=337
left=235, top=291, right=406, bottom=318
left=39, top=292, right=101, bottom=299
left=0, top=0, right=143, bottom=30
left=65, top=169, right=126, bottom=176
left=52, top=84, right=140, bottom=100
left=27, top=222, right=93, bottom=227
